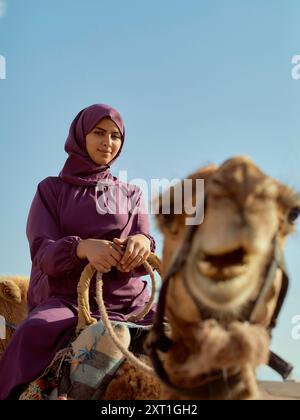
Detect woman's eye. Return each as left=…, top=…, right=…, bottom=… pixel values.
left=112, top=135, right=121, bottom=140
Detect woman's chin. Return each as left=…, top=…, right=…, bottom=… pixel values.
left=91, top=156, right=111, bottom=165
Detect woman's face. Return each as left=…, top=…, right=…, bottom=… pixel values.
left=85, top=117, right=122, bottom=165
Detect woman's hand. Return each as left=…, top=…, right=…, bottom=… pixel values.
left=76, top=239, right=123, bottom=273
left=113, top=234, right=151, bottom=272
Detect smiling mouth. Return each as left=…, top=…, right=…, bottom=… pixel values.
left=98, top=150, right=111, bottom=154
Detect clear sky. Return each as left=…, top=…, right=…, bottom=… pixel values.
left=0, top=0, right=300, bottom=380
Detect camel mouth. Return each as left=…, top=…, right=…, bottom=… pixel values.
left=186, top=246, right=260, bottom=313
left=197, top=247, right=248, bottom=282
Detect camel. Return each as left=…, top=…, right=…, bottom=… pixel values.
left=1, top=156, right=299, bottom=400
left=103, top=156, right=300, bottom=400
left=0, top=276, right=28, bottom=356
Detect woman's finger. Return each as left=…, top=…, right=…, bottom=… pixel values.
left=110, top=245, right=124, bottom=262
left=95, top=264, right=110, bottom=273
left=140, top=251, right=150, bottom=265
left=122, top=245, right=140, bottom=269
left=116, top=264, right=129, bottom=272
left=120, top=239, right=135, bottom=265
left=144, top=250, right=151, bottom=262
left=96, top=259, right=111, bottom=270
left=126, top=252, right=148, bottom=271
left=104, top=255, right=118, bottom=266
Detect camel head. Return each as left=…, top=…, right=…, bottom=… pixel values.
left=0, top=276, right=29, bottom=355
left=153, top=156, right=300, bottom=399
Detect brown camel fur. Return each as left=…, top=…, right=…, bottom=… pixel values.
left=0, top=276, right=29, bottom=355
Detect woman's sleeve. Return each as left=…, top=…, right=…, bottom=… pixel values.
left=26, top=178, right=83, bottom=277
left=130, top=189, right=156, bottom=277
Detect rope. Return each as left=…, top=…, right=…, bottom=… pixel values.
left=127, top=260, right=157, bottom=323
left=96, top=273, right=154, bottom=375
left=76, top=252, right=161, bottom=334
left=76, top=251, right=162, bottom=375
left=76, top=264, right=98, bottom=333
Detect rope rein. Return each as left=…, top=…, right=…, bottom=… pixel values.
left=76, top=252, right=162, bottom=376
left=96, top=272, right=154, bottom=375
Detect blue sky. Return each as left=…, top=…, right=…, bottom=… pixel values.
left=0, top=0, right=300, bottom=380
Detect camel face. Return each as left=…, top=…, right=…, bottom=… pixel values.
left=0, top=276, right=28, bottom=354
left=157, top=157, right=300, bottom=324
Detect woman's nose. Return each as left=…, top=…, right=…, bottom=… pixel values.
left=102, top=134, right=113, bottom=146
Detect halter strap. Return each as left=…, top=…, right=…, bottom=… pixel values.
left=5, top=321, right=17, bottom=331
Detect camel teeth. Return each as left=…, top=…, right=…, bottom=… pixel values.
left=197, top=261, right=218, bottom=277
left=223, top=265, right=247, bottom=278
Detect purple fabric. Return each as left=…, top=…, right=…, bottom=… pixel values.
left=0, top=104, right=156, bottom=400
left=59, top=103, right=125, bottom=187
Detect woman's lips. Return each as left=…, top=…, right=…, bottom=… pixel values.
left=98, top=149, right=111, bottom=154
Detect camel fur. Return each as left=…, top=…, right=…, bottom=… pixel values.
left=0, top=276, right=29, bottom=355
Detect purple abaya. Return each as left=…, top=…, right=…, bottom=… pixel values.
left=0, top=104, right=156, bottom=399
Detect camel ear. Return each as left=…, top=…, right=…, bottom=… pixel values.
left=0, top=280, right=22, bottom=303
left=154, top=165, right=217, bottom=234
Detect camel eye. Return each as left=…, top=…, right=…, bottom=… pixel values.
left=288, top=207, right=300, bottom=224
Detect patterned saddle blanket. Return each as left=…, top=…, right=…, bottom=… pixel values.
left=19, top=321, right=151, bottom=400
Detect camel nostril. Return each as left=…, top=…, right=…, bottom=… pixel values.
left=203, top=247, right=247, bottom=269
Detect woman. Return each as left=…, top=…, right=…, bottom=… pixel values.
left=0, top=104, right=156, bottom=399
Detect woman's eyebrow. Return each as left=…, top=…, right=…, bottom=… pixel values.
left=95, top=126, right=120, bottom=135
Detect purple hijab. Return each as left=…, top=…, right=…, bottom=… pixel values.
left=59, top=104, right=125, bottom=186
